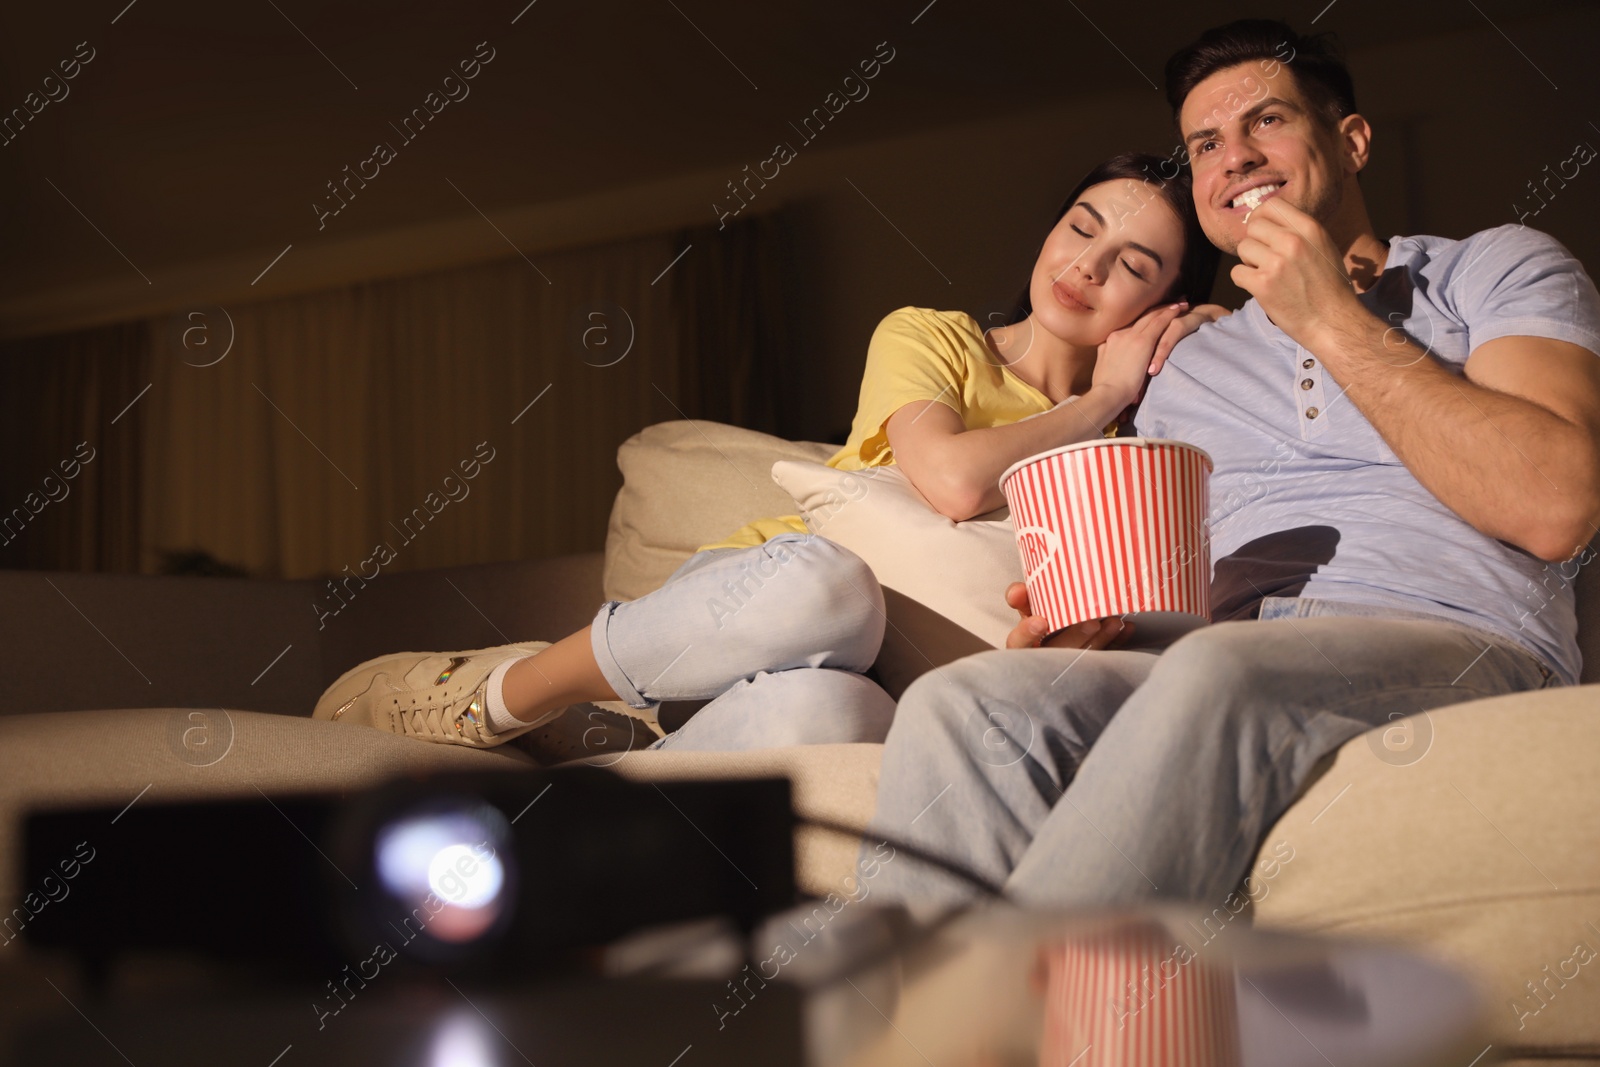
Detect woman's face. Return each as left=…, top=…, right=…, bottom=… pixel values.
left=1028, top=179, right=1186, bottom=346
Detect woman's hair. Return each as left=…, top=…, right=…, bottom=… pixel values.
left=1005, top=152, right=1219, bottom=325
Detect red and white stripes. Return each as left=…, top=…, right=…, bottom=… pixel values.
left=1002, top=439, right=1212, bottom=635
left=1039, top=923, right=1240, bottom=1067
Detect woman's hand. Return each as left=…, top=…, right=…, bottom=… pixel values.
left=1149, top=302, right=1232, bottom=375
left=1090, top=302, right=1191, bottom=409
left=1003, top=581, right=1133, bottom=650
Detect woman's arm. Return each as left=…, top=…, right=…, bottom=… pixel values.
left=887, top=389, right=1127, bottom=520
left=888, top=302, right=1228, bottom=521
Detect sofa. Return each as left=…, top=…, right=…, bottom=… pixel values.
left=2, top=419, right=1597, bottom=1063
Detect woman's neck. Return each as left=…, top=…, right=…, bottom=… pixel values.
left=984, top=315, right=1097, bottom=404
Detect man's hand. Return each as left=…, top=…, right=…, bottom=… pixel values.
left=1004, top=581, right=1133, bottom=650
left=1231, top=198, right=1365, bottom=349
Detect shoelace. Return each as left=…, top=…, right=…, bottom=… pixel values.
left=399, top=683, right=490, bottom=741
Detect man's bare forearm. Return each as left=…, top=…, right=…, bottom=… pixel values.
left=1310, top=311, right=1600, bottom=560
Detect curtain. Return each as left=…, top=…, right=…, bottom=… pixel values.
left=673, top=211, right=792, bottom=436
left=1, top=213, right=789, bottom=578
left=0, top=322, right=146, bottom=572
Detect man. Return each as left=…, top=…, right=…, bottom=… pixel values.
left=865, top=19, right=1600, bottom=909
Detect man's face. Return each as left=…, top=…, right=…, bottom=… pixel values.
left=1179, top=62, right=1351, bottom=255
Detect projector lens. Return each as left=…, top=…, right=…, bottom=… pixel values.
left=372, top=800, right=514, bottom=948
left=427, top=843, right=504, bottom=908
left=427, top=1011, right=503, bottom=1067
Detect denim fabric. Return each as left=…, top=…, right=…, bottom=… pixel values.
left=588, top=533, right=896, bottom=750
left=863, top=596, right=1553, bottom=909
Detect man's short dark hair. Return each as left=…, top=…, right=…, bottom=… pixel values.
left=1164, top=19, right=1357, bottom=131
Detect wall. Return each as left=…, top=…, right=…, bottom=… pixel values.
left=766, top=6, right=1600, bottom=441
left=7, top=7, right=1596, bottom=452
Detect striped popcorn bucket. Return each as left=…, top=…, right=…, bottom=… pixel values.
left=1000, top=439, right=1213, bottom=641
left=1038, top=922, right=1240, bottom=1067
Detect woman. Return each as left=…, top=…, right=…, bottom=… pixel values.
left=313, top=152, right=1226, bottom=752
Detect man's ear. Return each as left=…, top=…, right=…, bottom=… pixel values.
left=1338, top=113, right=1374, bottom=176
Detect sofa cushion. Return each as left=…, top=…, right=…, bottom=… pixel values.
left=602, top=420, right=836, bottom=602
left=1250, top=684, right=1600, bottom=1056
left=773, top=460, right=1022, bottom=649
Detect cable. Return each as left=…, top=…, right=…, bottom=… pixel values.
left=592, top=814, right=1007, bottom=987
left=717, top=815, right=1015, bottom=1003
left=794, top=814, right=1008, bottom=900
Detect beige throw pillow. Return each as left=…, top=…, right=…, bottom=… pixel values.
left=603, top=421, right=836, bottom=602
left=771, top=460, right=1023, bottom=649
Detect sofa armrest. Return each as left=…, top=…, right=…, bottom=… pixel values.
left=0, top=568, right=326, bottom=718
left=1253, top=685, right=1600, bottom=1053
left=0, top=552, right=606, bottom=719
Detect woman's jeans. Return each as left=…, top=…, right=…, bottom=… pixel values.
left=589, top=532, right=895, bottom=751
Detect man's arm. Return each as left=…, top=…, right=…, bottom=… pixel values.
left=1234, top=201, right=1600, bottom=562
left=1311, top=319, right=1600, bottom=563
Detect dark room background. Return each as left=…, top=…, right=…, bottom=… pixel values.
left=2, top=0, right=1596, bottom=580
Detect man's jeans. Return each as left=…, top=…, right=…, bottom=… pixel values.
left=589, top=532, right=896, bottom=751
left=863, top=596, right=1555, bottom=908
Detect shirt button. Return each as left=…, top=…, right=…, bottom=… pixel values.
left=1302, top=358, right=1315, bottom=369
left=1301, top=378, right=1314, bottom=390
left=1306, top=406, right=1320, bottom=419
